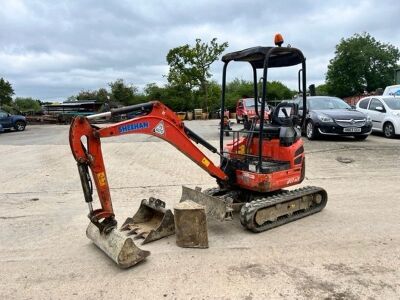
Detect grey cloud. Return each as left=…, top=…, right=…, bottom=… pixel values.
left=0, top=0, right=399, bottom=100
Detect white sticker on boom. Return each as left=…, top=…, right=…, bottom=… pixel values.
left=153, top=120, right=165, bottom=135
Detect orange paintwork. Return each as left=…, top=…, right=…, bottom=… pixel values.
left=70, top=100, right=305, bottom=221
left=225, top=136, right=304, bottom=192
left=69, top=101, right=228, bottom=220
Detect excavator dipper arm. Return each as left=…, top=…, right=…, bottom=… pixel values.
left=69, top=101, right=228, bottom=232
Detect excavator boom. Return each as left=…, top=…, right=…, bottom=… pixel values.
left=69, top=101, right=228, bottom=230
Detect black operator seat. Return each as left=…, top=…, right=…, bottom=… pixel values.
left=254, top=102, right=298, bottom=138
left=253, top=102, right=300, bottom=145
left=273, top=101, right=301, bottom=146
left=270, top=101, right=299, bottom=126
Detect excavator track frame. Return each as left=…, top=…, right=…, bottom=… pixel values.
left=239, top=186, right=327, bottom=232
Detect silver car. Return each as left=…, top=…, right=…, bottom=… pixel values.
left=356, top=96, right=400, bottom=138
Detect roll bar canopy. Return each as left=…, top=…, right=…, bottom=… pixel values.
left=221, top=46, right=305, bottom=68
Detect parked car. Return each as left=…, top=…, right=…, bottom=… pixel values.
left=0, top=109, right=27, bottom=132
left=356, top=96, right=400, bottom=138
left=383, top=84, right=400, bottom=96
left=293, top=96, right=372, bottom=140
left=236, top=98, right=270, bottom=129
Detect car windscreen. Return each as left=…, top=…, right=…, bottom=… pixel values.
left=243, top=98, right=270, bottom=111
left=244, top=98, right=255, bottom=107
left=382, top=98, right=400, bottom=110
left=309, top=97, right=351, bottom=110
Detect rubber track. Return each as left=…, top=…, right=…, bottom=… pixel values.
left=239, top=186, right=327, bottom=233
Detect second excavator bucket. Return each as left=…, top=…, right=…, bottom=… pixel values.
left=86, top=222, right=150, bottom=268
left=121, top=197, right=175, bottom=244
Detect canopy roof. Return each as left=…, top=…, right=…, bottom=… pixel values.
left=221, top=46, right=305, bottom=68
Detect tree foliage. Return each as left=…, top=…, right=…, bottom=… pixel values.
left=14, top=97, right=42, bottom=113
left=166, top=38, right=228, bottom=111
left=315, top=84, right=329, bottom=96
left=267, top=81, right=295, bottom=100
left=108, top=79, right=140, bottom=105
left=224, top=79, right=295, bottom=110
left=76, top=90, right=99, bottom=101
left=76, top=88, right=110, bottom=102
left=0, top=77, right=15, bottom=107
left=74, top=79, right=143, bottom=105
left=326, top=33, right=400, bottom=97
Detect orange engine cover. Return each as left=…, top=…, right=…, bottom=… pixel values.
left=225, top=137, right=305, bottom=192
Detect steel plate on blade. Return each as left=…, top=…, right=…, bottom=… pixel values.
left=180, top=186, right=229, bottom=221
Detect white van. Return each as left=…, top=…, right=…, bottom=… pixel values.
left=383, top=85, right=400, bottom=96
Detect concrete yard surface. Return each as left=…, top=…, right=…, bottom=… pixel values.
left=0, top=121, right=400, bottom=299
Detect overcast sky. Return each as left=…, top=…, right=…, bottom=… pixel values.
left=1, top=0, right=399, bottom=101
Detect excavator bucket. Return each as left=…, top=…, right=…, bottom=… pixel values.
left=120, top=197, right=175, bottom=244
left=180, top=186, right=233, bottom=221
left=86, top=222, right=150, bottom=268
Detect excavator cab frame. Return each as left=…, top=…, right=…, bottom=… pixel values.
left=219, top=46, right=307, bottom=170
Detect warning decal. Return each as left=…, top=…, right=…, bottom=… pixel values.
left=97, top=172, right=107, bottom=187
left=201, top=157, right=210, bottom=167
left=153, top=120, right=165, bottom=135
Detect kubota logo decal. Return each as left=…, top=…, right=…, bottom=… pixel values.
left=119, top=122, right=149, bottom=133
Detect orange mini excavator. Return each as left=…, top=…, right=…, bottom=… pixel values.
left=69, top=36, right=327, bottom=267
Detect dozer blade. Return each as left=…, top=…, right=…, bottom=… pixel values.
left=86, top=222, right=150, bottom=268
left=120, top=197, right=175, bottom=244
left=180, top=186, right=232, bottom=221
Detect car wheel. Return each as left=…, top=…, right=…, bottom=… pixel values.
left=383, top=122, right=395, bottom=138
left=306, top=120, right=317, bottom=140
left=14, top=121, right=26, bottom=131
left=354, top=135, right=368, bottom=141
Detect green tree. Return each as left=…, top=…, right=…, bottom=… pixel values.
left=166, top=38, right=228, bottom=112
left=14, top=97, right=42, bottom=113
left=326, top=33, right=400, bottom=97
left=97, top=88, right=109, bottom=102
left=225, top=79, right=295, bottom=110
left=205, top=80, right=221, bottom=112
left=0, top=78, right=14, bottom=107
left=225, top=79, right=254, bottom=110
left=266, top=81, right=295, bottom=100
left=315, top=84, right=329, bottom=96
left=109, top=79, right=138, bottom=105
left=145, top=82, right=193, bottom=111
left=145, top=83, right=163, bottom=100
left=75, top=88, right=110, bottom=102
left=76, top=90, right=98, bottom=101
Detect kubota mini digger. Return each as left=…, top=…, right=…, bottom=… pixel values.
left=69, top=35, right=327, bottom=267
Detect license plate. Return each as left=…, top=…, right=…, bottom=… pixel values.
left=343, top=127, right=361, bottom=133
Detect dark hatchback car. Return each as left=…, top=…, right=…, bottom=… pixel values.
left=294, top=96, right=372, bottom=140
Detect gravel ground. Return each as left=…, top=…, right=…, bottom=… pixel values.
left=0, top=121, right=399, bottom=299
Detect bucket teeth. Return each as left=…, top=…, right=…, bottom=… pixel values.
left=120, top=217, right=135, bottom=231
left=85, top=197, right=175, bottom=268
left=121, top=198, right=175, bottom=244
left=126, top=227, right=140, bottom=236
left=133, top=230, right=149, bottom=239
